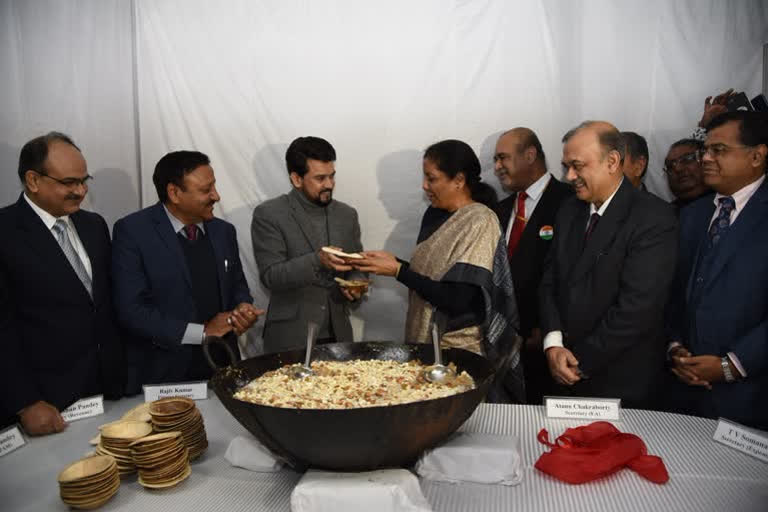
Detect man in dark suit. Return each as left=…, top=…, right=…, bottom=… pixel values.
left=112, top=151, right=263, bottom=395
left=492, top=127, right=572, bottom=403
left=540, top=121, right=678, bottom=409
left=666, top=111, right=768, bottom=430
left=620, top=131, right=649, bottom=191
left=663, top=139, right=711, bottom=209
left=0, top=132, right=124, bottom=435
left=251, top=136, right=364, bottom=353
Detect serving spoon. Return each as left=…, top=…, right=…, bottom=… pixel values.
left=290, top=320, right=318, bottom=379
left=424, top=311, right=455, bottom=384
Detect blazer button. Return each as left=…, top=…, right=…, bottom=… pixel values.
left=695, top=277, right=704, bottom=284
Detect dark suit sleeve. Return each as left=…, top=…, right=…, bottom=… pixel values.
left=251, top=207, right=321, bottom=291
left=577, top=210, right=678, bottom=376
left=538, top=217, right=563, bottom=335
left=228, top=223, right=253, bottom=305
left=731, top=321, right=768, bottom=378
left=0, top=262, right=43, bottom=416
left=111, top=219, right=187, bottom=348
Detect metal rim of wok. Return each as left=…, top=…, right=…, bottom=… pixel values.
left=205, top=338, right=495, bottom=471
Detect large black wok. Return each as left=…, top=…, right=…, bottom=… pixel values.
left=205, top=340, right=494, bottom=471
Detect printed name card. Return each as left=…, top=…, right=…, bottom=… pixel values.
left=143, top=381, right=208, bottom=402
left=713, top=418, right=768, bottom=463
left=0, top=425, right=26, bottom=458
left=61, top=395, right=104, bottom=422
left=545, top=396, right=621, bottom=421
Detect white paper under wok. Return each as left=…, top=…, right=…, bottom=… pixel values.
left=415, top=432, right=523, bottom=486
left=224, top=435, right=283, bottom=472
left=291, top=469, right=432, bottom=512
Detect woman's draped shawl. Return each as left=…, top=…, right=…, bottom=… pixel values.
left=404, top=203, right=524, bottom=400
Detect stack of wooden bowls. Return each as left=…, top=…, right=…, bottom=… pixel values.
left=149, top=397, right=208, bottom=460
left=130, top=432, right=191, bottom=489
left=58, top=455, right=120, bottom=509
left=96, top=421, right=153, bottom=475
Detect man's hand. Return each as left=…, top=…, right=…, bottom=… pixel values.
left=545, top=347, right=582, bottom=386
left=339, top=284, right=367, bottom=302
left=676, top=355, right=724, bottom=387
left=318, top=246, right=354, bottom=272
left=699, top=88, right=735, bottom=128
left=668, top=345, right=710, bottom=388
left=353, top=251, right=400, bottom=277
left=19, top=401, right=67, bottom=436
left=227, top=303, right=265, bottom=335
left=204, top=312, right=234, bottom=338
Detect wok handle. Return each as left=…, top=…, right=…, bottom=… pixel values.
left=202, top=335, right=239, bottom=370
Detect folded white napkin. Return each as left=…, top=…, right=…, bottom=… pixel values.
left=224, top=435, right=283, bottom=472
left=415, top=432, right=523, bottom=486
left=291, top=469, right=432, bottom=512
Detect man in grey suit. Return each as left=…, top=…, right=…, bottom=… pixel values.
left=251, top=136, right=365, bottom=353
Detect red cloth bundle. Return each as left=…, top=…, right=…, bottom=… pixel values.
left=534, top=421, right=669, bottom=484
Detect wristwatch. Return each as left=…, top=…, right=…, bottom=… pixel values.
left=721, top=356, right=735, bottom=383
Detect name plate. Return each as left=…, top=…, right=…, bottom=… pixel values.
left=61, top=395, right=104, bottom=423
left=545, top=396, right=621, bottom=421
left=713, top=418, right=768, bottom=463
left=143, top=381, right=208, bottom=402
left=0, top=425, right=26, bottom=458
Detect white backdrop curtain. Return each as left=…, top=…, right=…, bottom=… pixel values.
left=2, top=0, right=767, bottom=353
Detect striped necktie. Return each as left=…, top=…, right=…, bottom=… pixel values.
left=52, top=219, right=92, bottom=297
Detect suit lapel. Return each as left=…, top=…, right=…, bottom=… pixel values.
left=16, top=195, right=92, bottom=303
left=287, top=190, right=324, bottom=251
left=702, top=179, right=768, bottom=289
left=205, top=220, right=229, bottom=309
left=684, top=198, right=716, bottom=301
left=521, top=177, right=559, bottom=243
left=150, top=203, right=193, bottom=290
left=496, top=195, right=515, bottom=233
left=568, top=179, right=633, bottom=284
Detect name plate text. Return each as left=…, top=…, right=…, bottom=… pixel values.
left=0, top=425, right=26, bottom=457
left=143, top=381, right=208, bottom=402
left=61, top=395, right=104, bottom=422
left=713, top=418, right=768, bottom=463
left=545, top=396, right=621, bottom=421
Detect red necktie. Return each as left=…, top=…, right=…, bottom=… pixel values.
left=184, top=224, right=199, bottom=241
left=507, top=191, right=527, bottom=258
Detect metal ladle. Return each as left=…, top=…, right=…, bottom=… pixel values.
left=424, top=313, right=455, bottom=384
left=290, top=320, right=318, bottom=379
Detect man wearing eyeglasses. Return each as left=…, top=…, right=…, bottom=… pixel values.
left=666, top=111, right=768, bottom=430
left=0, top=132, right=124, bottom=436
left=662, top=139, right=710, bottom=209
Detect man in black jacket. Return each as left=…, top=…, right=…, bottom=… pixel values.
left=540, top=121, right=677, bottom=409
left=0, top=132, right=124, bottom=435
left=492, top=127, right=572, bottom=403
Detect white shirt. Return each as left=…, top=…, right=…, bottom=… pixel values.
left=504, top=173, right=552, bottom=243
left=162, top=205, right=207, bottom=345
left=543, top=178, right=624, bottom=351
left=23, top=193, right=93, bottom=279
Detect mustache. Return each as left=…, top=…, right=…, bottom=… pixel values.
left=65, top=194, right=83, bottom=201
left=570, top=178, right=586, bottom=188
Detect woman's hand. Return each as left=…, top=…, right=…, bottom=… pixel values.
left=354, top=251, right=400, bottom=277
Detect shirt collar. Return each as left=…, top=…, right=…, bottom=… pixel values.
left=524, top=173, right=551, bottom=201
left=162, top=204, right=205, bottom=235
left=590, top=177, right=624, bottom=216
left=713, top=174, right=765, bottom=211
left=24, top=192, right=68, bottom=231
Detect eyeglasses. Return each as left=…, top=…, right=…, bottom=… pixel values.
left=36, top=172, right=93, bottom=188
left=695, top=143, right=754, bottom=161
left=662, top=152, right=698, bottom=174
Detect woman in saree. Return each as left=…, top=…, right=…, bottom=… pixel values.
left=354, top=139, right=524, bottom=402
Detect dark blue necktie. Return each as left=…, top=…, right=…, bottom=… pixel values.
left=707, top=196, right=735, bottom=248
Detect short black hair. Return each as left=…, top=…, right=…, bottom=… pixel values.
left=669, top=138, right=703, bottom=152
left=621, top=131, right=649, bottom=176
left=152, top=150, right=210, bottom=203
left=17, top=131, right=81, bottom=184
left=562, top=121, right=625, bottom=163
left=285, top=136, right=336, bottom=177
left=707, top=111, right=768, bottom=148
